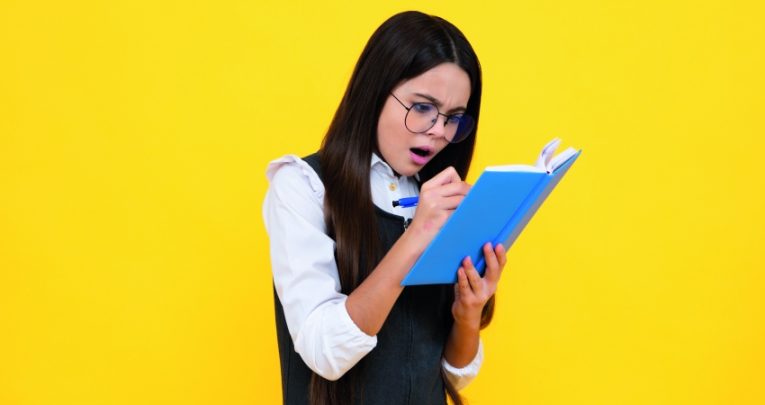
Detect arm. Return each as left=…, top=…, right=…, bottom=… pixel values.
left=346, top=166, right=471, bottom=335
left=265, top=158, right=377, bottom=381
left=443, top=242, right=507, bottom=387
left=265, top=159, right=470, bottom=379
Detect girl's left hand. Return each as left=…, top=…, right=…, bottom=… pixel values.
left=452, top=242, right=507, bottom=327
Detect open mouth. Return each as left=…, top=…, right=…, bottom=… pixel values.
left=409, top=147, right=433, bottom=166
left=410, top=147, right=431, bottom=157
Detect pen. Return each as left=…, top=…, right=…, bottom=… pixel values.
left=392, top=196, right=418, bottom=208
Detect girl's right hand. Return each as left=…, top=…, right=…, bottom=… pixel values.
left=406, top=166, right=471, bottom=250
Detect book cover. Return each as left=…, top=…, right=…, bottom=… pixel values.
left=401, top=140, right=582, bottom=286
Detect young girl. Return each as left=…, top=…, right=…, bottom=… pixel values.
left=264, top=11, right=507, bottom=405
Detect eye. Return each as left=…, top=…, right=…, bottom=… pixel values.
left=446, top=114, right=463, bottom=125
left=411, top=103, right=435, bottom=114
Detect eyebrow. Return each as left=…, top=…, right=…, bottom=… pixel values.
left=413, top=92, right=467, bottom=114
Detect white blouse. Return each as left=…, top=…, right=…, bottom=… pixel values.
left=262, top=153, right=483, bottom=390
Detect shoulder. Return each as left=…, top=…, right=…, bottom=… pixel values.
left=266, top=154, right=325, bottom=202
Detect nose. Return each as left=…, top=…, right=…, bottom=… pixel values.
left=426, top=114, right=449, bottom=139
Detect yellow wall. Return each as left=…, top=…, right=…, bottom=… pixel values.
left=2, top=1, right=763, bottom=404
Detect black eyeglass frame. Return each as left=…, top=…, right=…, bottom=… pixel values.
left=389, top=93, right=475, bottom=144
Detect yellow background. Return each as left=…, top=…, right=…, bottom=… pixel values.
left=2, top=1, right=763, bottom=404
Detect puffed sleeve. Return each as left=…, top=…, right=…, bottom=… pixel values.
left=263, top=155, right=377, bottom=381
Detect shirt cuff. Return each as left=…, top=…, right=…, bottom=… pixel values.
left=441, top=339, right=484, bottom=391
left=294, top=297, right=377, bottom=381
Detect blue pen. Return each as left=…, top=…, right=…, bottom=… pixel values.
left=392, top=196, right=418, bottom=208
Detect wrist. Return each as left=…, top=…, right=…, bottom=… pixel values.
left=452, top=315, right=481, bottom=332
left=399, top=225, right=432, bottom=256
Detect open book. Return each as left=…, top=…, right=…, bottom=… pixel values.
left=401, top=138, right=582, bottom=286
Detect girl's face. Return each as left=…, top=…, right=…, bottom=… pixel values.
left=377, top=63, right=471, bottom=177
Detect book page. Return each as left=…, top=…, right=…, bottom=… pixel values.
left=485, top=164, right=543, bottom=172
left=549, top=147, right=578, bottom=172
left=486, top=138, right=577, bottom=173
left=535, top=138, right=561, bottom=170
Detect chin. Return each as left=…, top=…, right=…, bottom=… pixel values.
left=396, top=164, right=420, bottom=177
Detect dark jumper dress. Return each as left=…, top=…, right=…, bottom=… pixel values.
left=272, top=153, right=455, bottom=404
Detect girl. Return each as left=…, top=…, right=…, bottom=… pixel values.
left=264, top=11, right=506, bottom=405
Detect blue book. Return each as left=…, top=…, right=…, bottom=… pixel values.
left=401, top=139, right=582, bottom=286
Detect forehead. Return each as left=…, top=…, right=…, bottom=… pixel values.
left=393, top=63, right=471, bottom=107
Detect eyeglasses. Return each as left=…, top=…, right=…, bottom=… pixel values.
left=390, top=93, right=475, bottom=143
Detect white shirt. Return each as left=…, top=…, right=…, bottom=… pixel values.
left=263, top=153, right=483, bottom=389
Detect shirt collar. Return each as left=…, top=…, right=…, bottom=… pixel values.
left=370, top=153, right=420, bottom=182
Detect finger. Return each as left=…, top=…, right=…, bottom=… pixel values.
left=495, top=243, right=507, bottom=268
left=434, top=181, right=471, bottom=198
left=418, top=184, right=469, bottom=210
left=463, top=256, right=484, bottom=295
left=483, top=242, right=501, bottom=284
left=422, top=166, right=461, bottom=190
left=457, top=267, right=470, bottom=296
left=439, top=194, right=467, bottom=211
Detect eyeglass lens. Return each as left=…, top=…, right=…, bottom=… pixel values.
left=405, top=103, right=474, bottom=143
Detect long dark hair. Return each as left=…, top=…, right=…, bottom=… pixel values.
left=315, top=11, right=494, bottom=405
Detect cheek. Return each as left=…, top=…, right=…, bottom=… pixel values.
left=377, top=109, right=404, bottom=146
left=434, top=138, right=450, bottom=154
left=376, top=120, right=389, bottom=151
